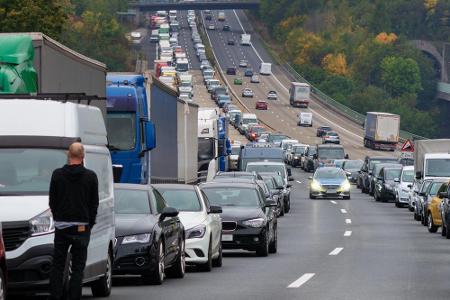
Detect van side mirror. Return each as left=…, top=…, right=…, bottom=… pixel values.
left=394, top=178, right=400, bottom=183
left=345, top=154, right=349, bottom=159
left=407, top=184, right=412, bottom=188
left=145, top=121, right=156, bottom=150
left=265, top=199, right=277, bottom=207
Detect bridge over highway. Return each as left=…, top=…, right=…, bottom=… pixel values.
left=129, top=0, right=260, bottom=11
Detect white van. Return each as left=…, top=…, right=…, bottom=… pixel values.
left=0, top=100, right=115, bottom=297
left=150, top=29, right=159, bottom=42
left=260, top=62, right=272, bottom=75
left=239, top=113, right=258, bottom=134
left=298, top=112, right=313, bottom=127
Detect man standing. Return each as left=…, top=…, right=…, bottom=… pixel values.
left=49, top=142, right=99, bottom=300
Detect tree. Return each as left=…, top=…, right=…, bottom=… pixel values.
left=321, top=53, right=350, bottom=76
left=380, top=56, right=422, bottom=97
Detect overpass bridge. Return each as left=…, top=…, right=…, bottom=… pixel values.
left=129, top=0, right=260, bottom=11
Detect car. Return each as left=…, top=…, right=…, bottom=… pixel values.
left=217, top=94, right=232, bottom=108
left=414, top=179, right=445, bottom=224
left=316, top=126, right=332, bottom=137
left=198, top=53, right=207, bottom=61
left=154, top=184, right=223, bottom=271
left=303, top=145, right=317, bottom=172
left=224, top=103, right=239, bottom=114
left=226, top=67, right=237, bottom=75
left=267, top=91, right=277, bottom=100
left=246, top=125, right=266, bottom=141
left=208, top=24, right=215, bottom=30
left=229, top=144, right=241, bottom=171
left=369, top=163, right=403, bottom=196
left=438, top=182, right=450, bottom=238
left=357, top=156, right=399, bottom=193
left=255, top=100, right=268, bottom=110
left=287, top=144, right=308, bottom=167
left=242, top=88, right=254, bottom=98
left=223, top=25, right=231, bottom=31
left=309, top=167, right=351, bottom=199
left=260, top=173, right=286, bottom=216
left=322, top=131, right=340, bottom=144
left=227, top=39, right=235, bottom=45
left=342, top=160, right=364, bottom=184
left=374, top=166, right=403, bottom=202
left=267, top=133, right=290, bottom=147
left=228, top=109, right=242, bottom=127
left=113, top=184, right=185, bottom=284
left=239, top=60, right=248, bottom=68
left=0, top=222, right=6, bottom=300
left=394, top=166, right=415, bottom=207
left=205, top=14, right=212, bottom=21
left=246, top=161, right=293, bottom=186
left=427, top=182, right=449, bottom=233
left=214, top=171, right=263, bottom=181
left=251, top=75, right=260, bottom=83
left=244, top=68, right=254, bottom=77
left=234, top=77, right=243, bottom=85
left=199, top=182, right=278, bottom=256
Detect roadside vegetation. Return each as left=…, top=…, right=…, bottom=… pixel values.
left=256, top=0, right=450, bottom=137
left=0, top=0, right=133, bottom=70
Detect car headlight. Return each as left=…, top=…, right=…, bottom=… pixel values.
left=186, top=224, right=206, bottom=239
left=30, top=209, right=55, bottom=236
left=294, top=156, right=299, bottom=159
left=242, top=218, right=265, bottom=228
left=340, top=180, right=351, bottom=191
left=311, top=179, right=323, bottom=191
left=122, top=233, right=151, bottom=244
left=345, top=171, right=352, bottom=176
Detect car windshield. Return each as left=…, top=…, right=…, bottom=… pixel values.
left=327, top=132, right=338, bottom=137
left=246, top=164, right=285, bottom=179
left=385, top=169, right=402, bottom=180
left=158, top=189, right=201, bottom=212
left=315, top=168, right=346, bottom=180
left=369, top=159, right=397, bottom=170
left=429, top=182, right=445, bottom=196
left=402, top=170, right=415, bottom=182
left=114, top=189, right=151, bottom=214
left=308, top=148, right=317, bottom=156
left=202, top=187, right=260, bottom=207
left=294, top=147, right=306, bottom=154
left=321, top=127, right=332, bottom=131
left=343, top=160, right=363, bottom=170
left=374, top=164, right=400, bottom=176
left=334, top=160, right=346, bottom=168
left=318, top=148, right=345, bottom=159
left=243, top=118, right=258, bottom=124
left=269, top=135, right=289, bottom=143
left=273, top=175, right=284, bottom=187
left=107, top=112, right=136, bottom=150
left=251, top=127, right=265, bottom=133
left=263, top=178, right=275, bottom=189
left=0, top=149, right=67, bottom=195
left=426, top=159, right=450, bottom=177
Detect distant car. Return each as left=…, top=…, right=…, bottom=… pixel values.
left=223, top=25, right=231, bottom=31
left=251, top=75, right=260, bottom=83
left=255, top=100, right=268, bottom=110
left=234, top=77, right=243, bottom=85
left=244, top=68, right=254, bottom=77
left=198, top=53, right=207, bottom=61
left=309, top=167, right=351, bottom=199
left=226, top=67, right=237, bottom=75
left=242, top=88, right=254, bottom=98
left=239, top=60, right=248, bottom=68
left=267, top=91, right=277, bottom=100
left=316, top=126, right=332, bottom=137
left=246, top=125, right=266, bottom=141
left=322, top=131, right=340, bottom=144
left=227, top=39, right=235, bottom=45
left=208, top=24, right=216, bottom=30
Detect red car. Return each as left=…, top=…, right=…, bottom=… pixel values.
left=255, top=100, right=268, bottom=110
left=246, top=125, right=266, bottom=141
left=0, top=223, right=6, bottom=299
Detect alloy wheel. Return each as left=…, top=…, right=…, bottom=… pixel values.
left=158, top=242, right=165, bottom=282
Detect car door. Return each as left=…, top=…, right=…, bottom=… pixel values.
left=258, top=187, right=274, bottom=242
left=199, top=189, right=221, bottom=254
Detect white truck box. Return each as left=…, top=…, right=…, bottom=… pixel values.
left=414, top=139, right=450, bottom=179
left=240, top=34, right=251, bottom=46
left=364, top=112, right=400, bottom=151
left=259, top=62, right=272, bottom=75
left=289, top=82, right=310, bottom=108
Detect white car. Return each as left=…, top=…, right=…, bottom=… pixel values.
left=251, top=75, right=260, bottom=83
left=394, top=166, right=415, bottom=207
left=155, top=184, right=223, bottom=271
left=239, top=60, right=248, bottom=68
left=208, top=24, right=216, bottom=30
left=242, top=88, right=254, bottom=98
left=267, top=91, right=277, bottom=100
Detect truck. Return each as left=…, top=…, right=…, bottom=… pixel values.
left=289, top=82, right=310, bottom=108
left=240, top=34, right=251, bottom=46
left=175, top=58, right=189, bottom=72
left=177, top=73, right=193, bottom=97
left=259, top=62, right=272, bottom=75
left=414, top=139, right=450, bottom=181
left=364, top=112, right=400, bottom=151
left=218, top=11, right=226, bottom=21
left=106, top=73, right=156, bottom=184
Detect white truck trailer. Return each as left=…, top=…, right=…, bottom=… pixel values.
left=289, top=82, right=310, bottom=107
left=364, top=112, right=400, bottom=151
left=240, top=34, right=251, bottom=46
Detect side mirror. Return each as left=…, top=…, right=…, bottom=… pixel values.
left=287, top=183, right=292, bottom=188
left=287, top=168, right=292, bottom=176
left=308, top=176, right=313, bottom=180
left=369, top=171, right=373, bottom=175
left=419, top=192, right=426, bottom=197
left=209, top=205, right=223, bottom=214
left=407, top=184, right=412, bottom=188
left=438, top=192, right=447, bottom=199
left=277, top=186, right=284, bottom=190
left=394, top=178, right=400, bottom=183
left=288, top=176, right=294, bottom=181
left=313, top=154, right=318, bottom=159
left=160, top=207, right=179, bottom=221
left=265, top=199, right=277, bottom=207
left=145, top=121, right=156, bottom=150
left=345, top=154, right=349, bottom=159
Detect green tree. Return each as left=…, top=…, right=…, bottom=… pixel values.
left=380, top=56, right=422, bottom=97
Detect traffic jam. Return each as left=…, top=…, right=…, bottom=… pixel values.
left=1, top=7, right=450, bottom=300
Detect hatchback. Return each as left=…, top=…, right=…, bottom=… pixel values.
left=251, top=75, right=260, bottom=83
left=234, top=77, right=243, bottom=85
left=255, top=100, right=268, bottom=110
left=242, top=88, right=254, bottom=98
left=226, top=67, right=237, bottom=75
left=322, top=131, right=340, bottom=144
left=267, top=91, right=277, bottom=100
left=244, top=68, right=254, bottom=77
left=239, top=60, right=248, bottom=68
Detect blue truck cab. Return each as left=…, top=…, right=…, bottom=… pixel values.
left=218, top=116, right=231, bottom=171
left=106, top=73, right=156, bottom=183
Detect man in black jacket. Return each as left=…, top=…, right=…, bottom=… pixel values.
left=48, top=142, right=99, bottom=300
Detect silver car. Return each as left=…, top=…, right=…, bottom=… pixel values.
left=322, top=131, right=340, bottom=144
left=242, top=88, right=254, bottom=98
left=267, top=91, right=277, bottom=100
left=251, top=75, right=260, bottom=83
left=394, top=166, right=414, bottom=208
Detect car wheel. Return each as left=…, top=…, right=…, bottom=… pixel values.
left=198, top=238, right=212, bottom=272
left=166, top=238, right=186, bottom=278
left=256, top=229, right=269, bottom=257
left=269, top=227, right=277, bottom=254
left=343, top=195, right=351, bottom=200
left=414, top=211, right=421, bottom=221
left=309, top=193, right=316, bottom=199
left=395, top=200, right=401, bottom=208
left=374, top=190, right=380, bottom=202
left=279, top=199, right=285, bottom=217
left=446, top=223, right=450, bottom=239
left=142, top=240, right=165, bottom=285
left=285, top=198, right=291, bottom=213
left=0, top=268, right=5, bottom=300
left=91, top=250, right=113, bottom=297
left=428, top=213, right=438, bottom=233
left=212, top=240, right=223, bottom=268
left=422, top=212, right=428, bottom=226
left=442, top=224, right=447, bottom=237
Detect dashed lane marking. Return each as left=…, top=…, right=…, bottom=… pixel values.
left=345, top=219, right=352, bottom=224
left=287, top=273, right=315, bottom=289
left=340, top=209, right=347, bottom=214
left=330, top=200, right=337, bottom=204
left=329, top=247, right=343, bottom=256
left=344, top=231, right=352, bottom=237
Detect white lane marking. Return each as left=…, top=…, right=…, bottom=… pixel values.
left=287, top=273, right=315, bottom=289
left=329, top=247, right=344, bottom=256
left=296, top=180, right=302, bottom=184
left=330, top=200, right=337, bottom=204
left=345, top=219, right=352, bottom=224
left=340, top=209, right=347, bottom=214
left=344, top=231, right=352, bottom=237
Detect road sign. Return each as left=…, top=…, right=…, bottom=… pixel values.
left=401, top=139, right=414, bottom=152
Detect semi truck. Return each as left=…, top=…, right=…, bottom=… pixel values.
left=106, top=73, right=156, bottom=184
left=240, top=34, right=251, bottom=46
left=414, top=139, right=450, bottom=182
left=289, top=82, right=310, bottom=107
left=364, top=112, right=400, bottom=151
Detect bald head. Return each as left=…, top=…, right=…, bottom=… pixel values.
left=68, top=142, right=85, bottom=165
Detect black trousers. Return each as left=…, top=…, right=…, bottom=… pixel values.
left=49, top=226, right=91, bottom=300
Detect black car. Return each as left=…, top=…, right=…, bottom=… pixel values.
left=259, top=173, right=287, bottom=216
left=227, top=39, right=235, bottom=45
left=303, top=145, right=317, bottom=172
left=342, top=160, right=364, bottom=183
left=205, top=14, right=212, bottom=21
left=200, top=182, right=278, bottom=256
left=316, top=126, right=332, bottom=137
left=357, top=156, right=398, bottom=193
left=369, top=162, right=402, bottom=196
left=374, top=167, right=403, bottom=202
left=226, top=67, right=237, bottom=75
left=113, top=184, right=185, bottom=285
left=439, top=183, right=450, bottom=238
left=223, top=25, right=231, bottom=31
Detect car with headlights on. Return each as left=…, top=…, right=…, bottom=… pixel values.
left=199, top=182, right=278, bottom=256
left=426, top=182, right=449, bottom=233
left=322, top=131, right=340, bottom=144
left=113, top=184, right=185, bottom=285
left=154, top=184, right=223, bottom=271
left=394, top=166, right=414, bottom=208
left=309, top=167, right=351, bottom=199
left=374, top=166, right=403, bottom=202
left=342, top=159, right=363, bottom=184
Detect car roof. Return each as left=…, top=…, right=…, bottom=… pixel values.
left=369, top=156, right=397, bottom=160
left=247, top=161, right=285, bottom=166
left=153, top=184, right=196, bottom=190
left=402, top=166, right=415, bottom=171
left=199, top=182, right=258, bottom=189
left=115, top=183, right=151, bottom=191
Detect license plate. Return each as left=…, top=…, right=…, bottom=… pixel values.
left=327, top=189, right=336, bottom=193
left=222, top=234, right=233, bottom=242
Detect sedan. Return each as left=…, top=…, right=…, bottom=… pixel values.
left=267, top=91, right=277, bottom=100
left=154, top=184, right=223, bottom=271
left=227, top=39, right=235, bottom=45
left=246, top=125, right=266, bottom=141
left=223, top=25, right=231, bottom=31
left=226, top=67, right=237, bottom=75
left=260, top=173, right=286, bottom=217
left=309, top=167, right=351, bottom=199
left=113, top=184, right=185, bottom=285
left=316, top=126, right=332, bottom=137
left=374, top=167, right=403, bottom=202
left=322, top=131, right=340, bottom=144
left=255, top=100, right=268, bottom=110
left=239, top=60, right=248, bottom=68
left=234, top=77, right=243, bottom=85
left=244, top=68, right=254, bottom=77
left=251, top=75, right=260, bottom=83
left=208, top=24, right=215, bottom=30
left=242, top=88, right=254, bottom=98
left=200, top=182, right=278, bottom=256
